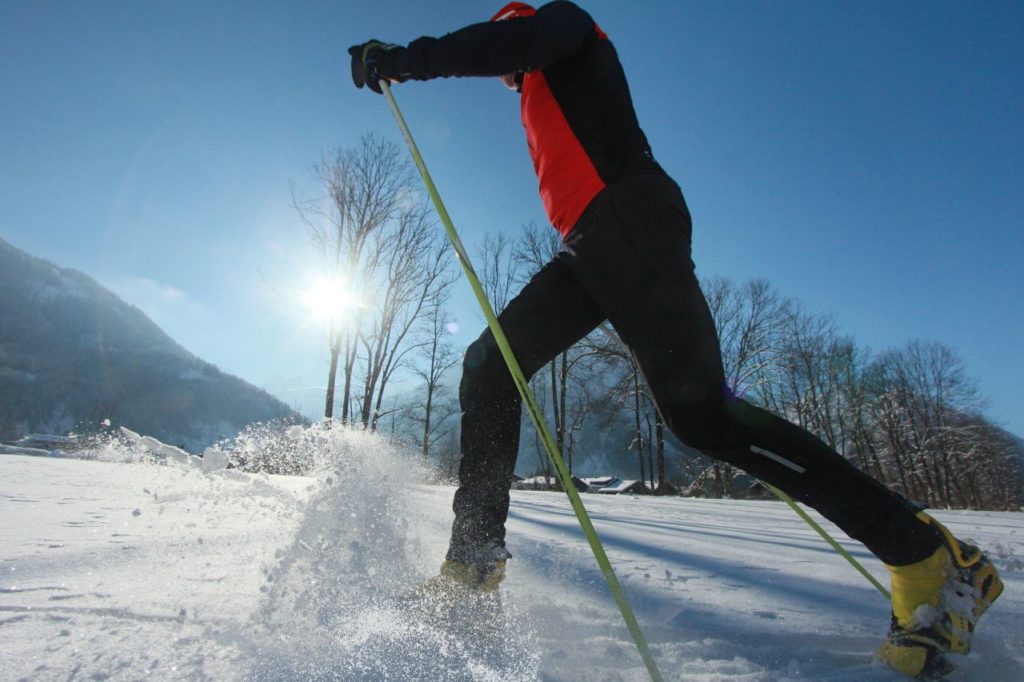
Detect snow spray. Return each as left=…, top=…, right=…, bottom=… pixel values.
left=238, top=424, right=541, bottom=681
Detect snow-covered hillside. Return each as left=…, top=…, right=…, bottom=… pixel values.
left=1, top=428, right=1021, bottom=681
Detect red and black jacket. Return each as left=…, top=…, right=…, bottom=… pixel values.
left=403, top=1, right=656, bottom=237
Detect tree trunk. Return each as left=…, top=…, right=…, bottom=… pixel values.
left=559, top=351, right=569, bottom=457
left=656, top=418, right=666, bottom=494
left=422, top=385, right=434, bottom=464
left=633, top=371, right=645, bottom=484
left=341, top=332, right=356, bottom=424
left=324, top=339, right=341, bottom=422
left=550, top=362, right=562, bottom=457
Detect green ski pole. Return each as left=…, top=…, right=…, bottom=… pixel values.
left=378, top=80, right=664, bottom=682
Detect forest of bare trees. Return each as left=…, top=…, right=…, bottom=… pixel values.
left=295, top=134, right=1022, bottom=512
left=700, top=277, right=1021, bottom=510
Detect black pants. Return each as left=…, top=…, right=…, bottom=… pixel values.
left=449, top=171, right=941, bottom=568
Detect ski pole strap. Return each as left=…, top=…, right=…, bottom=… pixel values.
left=378, top=81, right=664, bottom=682
left=764, top=483, right=891, bottom=599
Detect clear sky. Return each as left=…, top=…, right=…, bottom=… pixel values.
left=1, top=1, right=1021, bottom=434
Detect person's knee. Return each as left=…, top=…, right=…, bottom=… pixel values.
left=666, top=405, right=725, bottom=450
left=662, top=388, right=757, bottom=451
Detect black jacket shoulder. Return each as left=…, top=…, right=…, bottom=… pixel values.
left=406, top=1, right=599, bottom=80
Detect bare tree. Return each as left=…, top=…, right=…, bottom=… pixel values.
left=409, top=270, right=461, bottom=463
left=478, top=231, right=521, bottom=316
left=435, top=426, right=462, bottom=481
left=702, top=276, right=789, bottom=398
left=294, top=133, right=414, bottom=423
left=358, top=204, right=454, bottom=430
left=962, top=418, right=1024, bottom=510
left=759, top=305, right=845, bottom=441
left=528, top=370, right=556, bottom=486
left=582, top=329, right=656, bottom=486
left=868, top=341, right=990, bottom=507
left=564, top=374, right=596, bottom=475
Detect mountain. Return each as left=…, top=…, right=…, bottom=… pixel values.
left=0, top=237, right=296, bottom=451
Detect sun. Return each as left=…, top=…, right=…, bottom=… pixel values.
left=302, top=276, right=359, bottom=323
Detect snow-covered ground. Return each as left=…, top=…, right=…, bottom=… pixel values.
left=1, top=428, right=1021, bottom=681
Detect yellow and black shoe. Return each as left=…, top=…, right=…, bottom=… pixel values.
left=416, top=558, right=507, bottom=599
left=876, top=512, right=1003, bottom=678
left=877, top=628, right=955, bottom=680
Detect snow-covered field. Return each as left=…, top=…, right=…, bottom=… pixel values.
left=2, top=429, right=1021, bottom=681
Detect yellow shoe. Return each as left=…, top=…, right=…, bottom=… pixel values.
left=888, top=544, right=949, bottom=631
left=436, top=561, right=503, bottom=593
left=918, top=512, right=1003, bottom=655
left=877, top=512, right=1003, bottom=678
left=410, top=559, right=507, bottom=630
left=877, top=635, right=954, bottom=680
left=418, top=558, right=507, bottom=595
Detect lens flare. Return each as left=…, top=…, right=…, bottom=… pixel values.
left=302, top=277, right=358, bottom=323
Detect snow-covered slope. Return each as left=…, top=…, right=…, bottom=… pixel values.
left=1, top=428, right=1021, bottom=681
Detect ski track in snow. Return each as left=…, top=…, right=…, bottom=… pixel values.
left=0, top=428, right=1021, bottom=681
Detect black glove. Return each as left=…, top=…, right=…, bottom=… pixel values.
left=348, top=40, right=410, bottom=94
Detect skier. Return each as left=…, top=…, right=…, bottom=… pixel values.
left=348, top=2, right=1002, bottom=677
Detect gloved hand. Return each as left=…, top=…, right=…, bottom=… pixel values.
left=348, top=40, right=410, bottom=94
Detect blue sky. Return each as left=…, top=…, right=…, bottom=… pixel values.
left=1, top=1, right=1021, bottom=434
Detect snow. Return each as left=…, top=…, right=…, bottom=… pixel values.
left=1, top=427, right=1022, bottom=681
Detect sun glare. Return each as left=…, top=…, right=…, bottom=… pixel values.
left=303, top=277, right=358, bottom=323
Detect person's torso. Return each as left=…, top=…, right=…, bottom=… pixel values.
left=520, top=28, right=655, bottom=237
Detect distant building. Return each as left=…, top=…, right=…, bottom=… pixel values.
left=512, top=475, right=557, bottom=491
left=568, top=476, right=589, bottom=492
left=744, top=480, right=776, bottom=500
left=511, top=474, right=588, bottom=492
left=580, top=476, right=620, bottom=490
left=648, top=480, right=680, bottom=496
left=11, top=434, right=82, bottom=455
left=596, top=479, right=648, bottom=495
left=3, top=432, right=83, bottom=454
left=0, top=443, right=57, bottom=457
left=513, top=474, right=676, bottom=496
